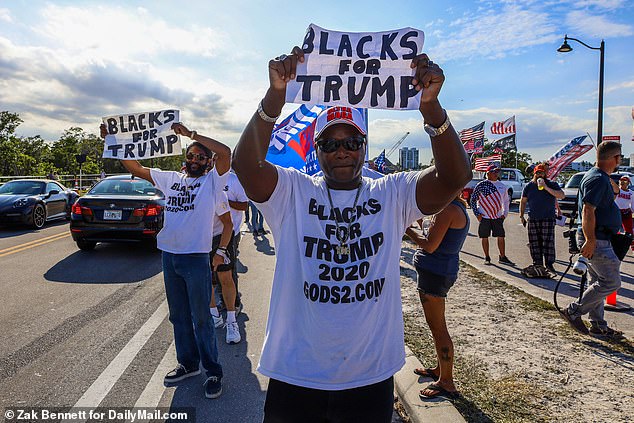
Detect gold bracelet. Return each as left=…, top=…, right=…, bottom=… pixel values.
left=257, top=100, right=279, bottom=123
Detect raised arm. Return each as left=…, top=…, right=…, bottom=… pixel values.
left=232, top=47, right=304, bottom=203
left=100, top=123, right=153, bottom=183
left=412, top=55, right=472, bottom=215
left=171, top=123, right=231, bottom=176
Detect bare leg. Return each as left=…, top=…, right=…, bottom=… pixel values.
left=497, top=237, right=506, bottom=257
left=217, top=271, right=236, bottom=312
left=419, top=292, right=457, bottom=395
left=209, top=286, right=217, bottom=308
left=481, top=237, right=490, bottom=258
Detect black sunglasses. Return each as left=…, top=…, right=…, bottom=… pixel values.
left=186, top=152, right=209, bottom=162
left=315, top=136, right=365, bottom=153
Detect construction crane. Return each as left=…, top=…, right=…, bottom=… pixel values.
left=386, top=132, right=410, bottom=159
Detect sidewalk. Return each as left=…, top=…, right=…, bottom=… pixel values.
left=459, top=213, right=633, bottom=339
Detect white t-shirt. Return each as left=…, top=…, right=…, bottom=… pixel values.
left=615, top=189, right=634, bottom=211
left=150, top=168, right=226, bottom=253
left=255, top=166, right=424, bottom=390
left=212, top=190, right=231, bottom=237
left=224, top=172, right=249, bottom=234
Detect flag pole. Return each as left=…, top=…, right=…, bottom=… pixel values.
left=586, top=131, right=597, bottom=149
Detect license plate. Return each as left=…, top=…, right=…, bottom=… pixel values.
left=103, top=210, right=122, bottom=220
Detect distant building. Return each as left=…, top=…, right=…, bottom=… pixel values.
left=399, top=147, right=419, bottom=170
left=566, top=161, right=593, bottom=172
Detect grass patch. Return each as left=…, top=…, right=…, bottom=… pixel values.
left=405, top=312, right=558, bottom=423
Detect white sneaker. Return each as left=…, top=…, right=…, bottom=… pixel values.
left=226, top=321, right=241, bottom=344
left=212, top=314, right=225, bottom=329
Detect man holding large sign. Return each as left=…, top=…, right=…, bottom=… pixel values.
left=100, top=121, right=231, bottom=399
left=232, top=28, right=471, bottom=422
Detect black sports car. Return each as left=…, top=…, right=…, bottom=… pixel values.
left=0, top=179, right=78, bottom=229
left=70, top=175, right=165, bottom=251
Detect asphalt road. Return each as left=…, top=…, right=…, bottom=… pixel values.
left=0, top=221, right=276, bottom=422
left=460, top=203, right=634, bottom=339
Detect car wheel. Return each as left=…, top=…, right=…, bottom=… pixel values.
left=76, top=240, right=96, bottom=251
left=31, top=204, right=47, bottom=229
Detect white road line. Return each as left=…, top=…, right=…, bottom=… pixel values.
left=134, top=342, right=176, bottom=408
left=73, top=300, right=168, bottom=409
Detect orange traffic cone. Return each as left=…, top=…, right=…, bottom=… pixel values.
left=605, top=290, right=631, bottom=312
left=606, top=291, right=617, bottom=306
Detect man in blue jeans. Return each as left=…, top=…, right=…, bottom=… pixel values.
left=562, top=141, right=624, bottom=339
left=249, top=200, right=265, bottom=235
left=102, top=122, right=231, bottom=398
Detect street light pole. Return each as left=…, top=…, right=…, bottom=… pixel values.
left=557, top=35, right=605, bottom=143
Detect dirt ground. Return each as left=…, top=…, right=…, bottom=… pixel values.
left=399, top=240, right=634, bottom=423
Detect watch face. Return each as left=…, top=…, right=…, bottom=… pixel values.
left=424, top=125, right=437, bottom=136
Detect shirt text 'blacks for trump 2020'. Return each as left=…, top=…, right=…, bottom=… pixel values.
left=302, top=195, right=387, bottom=305
left=285, top=24, right=424, bottom=110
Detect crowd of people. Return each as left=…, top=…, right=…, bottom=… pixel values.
left=97, top=44, right=628, bottom=421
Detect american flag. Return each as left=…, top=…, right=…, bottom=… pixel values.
left=374, top=150, right=387, bottom=173
left=474, top=154, right=502, bottom=171
left=490, top=116, right=516, bottom=134
left=470, top=180, right=505, bottom=218
left=545, top=135, right=590, bottom=179
left=460, top=122, right=485, bottom=143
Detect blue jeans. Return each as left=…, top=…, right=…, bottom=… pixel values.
left=567, top=234, right=621, bottom=328
left=162, top=252, right=223, bottom=378
left=249, top=201, right=264, bottom=232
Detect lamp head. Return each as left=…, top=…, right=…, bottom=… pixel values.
left=557, top=37, right=573, bottom=53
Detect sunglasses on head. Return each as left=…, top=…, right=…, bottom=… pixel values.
left=315, top=135, right=365, bottom=153
left=186, top=152, right=209, bottom=162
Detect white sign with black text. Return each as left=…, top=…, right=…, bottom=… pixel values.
left=102, top=109, right=181, bottom=160
left=286, top=24, right=425, bottom=110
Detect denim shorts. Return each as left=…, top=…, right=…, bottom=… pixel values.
left=416, top=267, right=456, bottom=298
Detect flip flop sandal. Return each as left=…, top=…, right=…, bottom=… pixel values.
left=419, top=383, right=460, bottom=400
left=413, top=367, right=438, bottom=379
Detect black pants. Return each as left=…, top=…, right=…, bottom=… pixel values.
left=263, top=377, right=394, bottom=423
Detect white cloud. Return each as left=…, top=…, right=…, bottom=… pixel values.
left=574, top=0, right=626, bottom=10
left=429, top=5, right=558, bottom=61
left=565, top=10, right=634, bottom=38
left=34, top=4, right=224, bottom=63
left=0, top=8, right=11, bottom=22
left=606, top=80, right=634, bottom=94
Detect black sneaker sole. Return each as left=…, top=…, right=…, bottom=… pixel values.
left=164, top=369, right=201, bottom=385
left=205, top=387, right=222, bottom=399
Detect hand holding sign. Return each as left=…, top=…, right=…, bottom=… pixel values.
left=269, top=46, right=304, bottom=89
left=411, top=54, right=445, bottom=109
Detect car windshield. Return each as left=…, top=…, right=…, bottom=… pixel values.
left=88, top=178, right=162, bottom=196
left=0, top=181, right=45, bottom=195
left=565, top=174, right=585, bottom=189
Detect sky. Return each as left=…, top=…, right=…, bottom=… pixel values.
left=1, top=0, right=633, bottom=166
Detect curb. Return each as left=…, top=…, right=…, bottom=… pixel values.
left=394, top=346, right=465, bottom=423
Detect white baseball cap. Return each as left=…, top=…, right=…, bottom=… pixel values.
left=314, top=107, right=367, bottom=140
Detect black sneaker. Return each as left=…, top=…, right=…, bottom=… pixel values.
left=560, top=309, right=589, bottom=335
left=589, top=326, right=624, bottom=339
left=545, top=264, right=556, bottom=273
left=164, top=364, right=201, bottom=385
left=484, top=256, right=491, bottom=265
left=498, top=256, right=515, bottom=266
left=204, top=376, right=222, bottom=399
